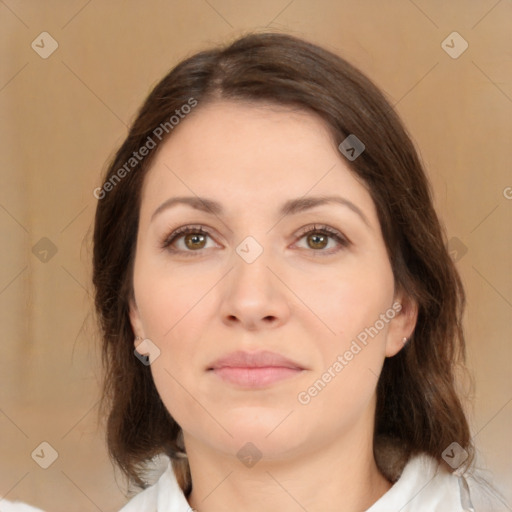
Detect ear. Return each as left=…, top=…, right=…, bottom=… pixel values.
left=128, top=295, right=145, bottom=353
left=385, top=290, right=418, bottom=358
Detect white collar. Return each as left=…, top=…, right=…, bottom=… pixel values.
left=120, top=453, right=475, bottom=512
left=366, top=453, right=473, bottom=511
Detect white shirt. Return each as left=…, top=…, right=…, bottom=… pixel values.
left=1, top=453, right=507, bottom=512
left=116, top=453, right=507, bottom=512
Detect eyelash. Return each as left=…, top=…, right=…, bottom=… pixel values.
left=160, top=224, right=350, bottom=257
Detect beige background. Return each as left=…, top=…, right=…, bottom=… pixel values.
left=1, top=1, right=511, bottom=510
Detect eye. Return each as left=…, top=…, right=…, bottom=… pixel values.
left=294, top=224, right=350, bottom=254
left=160, top=225, right=218, bottom=256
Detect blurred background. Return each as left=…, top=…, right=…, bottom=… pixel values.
left=1, top=1, right=511, bottom=510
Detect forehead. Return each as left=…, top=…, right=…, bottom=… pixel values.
left=140, top=100, right=376, bottom=222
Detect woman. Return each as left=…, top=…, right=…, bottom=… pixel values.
left=92, top=32, right=505, bottom=512
left=2, top=32, right=503, bottom=512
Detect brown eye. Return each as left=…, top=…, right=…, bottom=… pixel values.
left=161, top=226, right=215, bottom=255
left=295, top=224, right=350, bottom=255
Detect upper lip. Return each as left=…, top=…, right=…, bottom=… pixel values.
left=207, top=350, right=305, bottom=370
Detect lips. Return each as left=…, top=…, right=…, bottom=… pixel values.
left=207, top=350, right=306, bottom=388
left=207, top=350, right=304, bottom=371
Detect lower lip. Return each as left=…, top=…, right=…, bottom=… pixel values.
left=209, top=366, right=303, bottom=387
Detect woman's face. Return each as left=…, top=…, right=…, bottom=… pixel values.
left=129, top=100, right=415, bottom=462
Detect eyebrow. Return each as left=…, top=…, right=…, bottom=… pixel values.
left=151, top=195, right=370, bottom=227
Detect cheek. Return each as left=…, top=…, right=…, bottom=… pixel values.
left=135, top=293, right=209, bottom=432
left=296, top=275, right=394, bottom=427
left=134, top=256, right=215, bottom=340
left=290, top=252, right=395, bottom=341
left=132, top=261, right=216, bottom=418
left=292, top=254, right=395, bottom=406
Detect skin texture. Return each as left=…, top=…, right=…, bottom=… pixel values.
left=129, top=100, right=418, bottom=512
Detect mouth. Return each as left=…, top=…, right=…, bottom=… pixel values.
left=209, top=366, right=305, bottom=387
left=207, top=350, right=306, bottom=388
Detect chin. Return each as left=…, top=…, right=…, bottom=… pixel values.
left=217, top=409, right=309, bottom=456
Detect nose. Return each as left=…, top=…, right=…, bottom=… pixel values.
left=219, top=243, right=291, bottom=331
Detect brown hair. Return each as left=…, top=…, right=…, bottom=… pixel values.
left=92, top=31, right=473, bottom=494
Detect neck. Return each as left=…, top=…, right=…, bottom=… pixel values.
left=185, top=423, right=392, bottom=512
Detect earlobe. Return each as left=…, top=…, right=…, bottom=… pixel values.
left=134, top=335, right=144, bottom=354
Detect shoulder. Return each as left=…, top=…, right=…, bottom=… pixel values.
left=118, top=457, right=191, bottom=512
left=367, top=452, right=509, bottom=512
